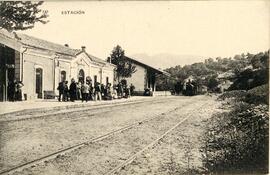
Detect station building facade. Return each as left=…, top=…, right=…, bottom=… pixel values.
left=124, top=56, right=169, bottom=95
left=0, top=29, right=115, bottom=101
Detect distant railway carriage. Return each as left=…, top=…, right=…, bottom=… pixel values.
left=182, top=81, right=198, bottom=96
left=175, top=75, right=199, bottom=96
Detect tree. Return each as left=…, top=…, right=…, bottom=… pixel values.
left=207, top=76, right=219, bottom=91
left=107, top=45, right=136, bottom=82
left=251, top=53, right=263, bottom=69
left=0, top=1, right=48, bottom=31
left=260, top=51, right=269, bottom=69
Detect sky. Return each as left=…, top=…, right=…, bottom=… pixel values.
left=23, top=1, right=270, bottom=67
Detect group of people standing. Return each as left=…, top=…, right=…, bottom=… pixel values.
left=113, top=81, right=135, bottom=99
left=7, top=79, right=24, bottom=101
left=57, top=78, right=135, bottom=102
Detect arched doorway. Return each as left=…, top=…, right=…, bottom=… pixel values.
left=0, top=46, right=15, bottom=101
left=36, top=68, right=43, bottom=98
left=78, top=69, right=85, bottom=83
left=60, top=70, right=66, bottom=82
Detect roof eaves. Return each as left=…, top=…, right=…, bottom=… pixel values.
left=16, top=33, right=78, bottom=56
left=125, top=56, right=168, bottom=75
left=20, top=42, right=75, bottom=57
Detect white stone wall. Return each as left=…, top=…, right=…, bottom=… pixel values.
left=70, top=53, right=91, bottom=82
left=21, top=50, right=115, bottom=99
left=22, top=49, right=54, bottom=100
left=101, top=66, right=114, bottom=85
left=90, top=65, right=101, bottom=83
left=58, top=60, right=71, bottom=81
left=125, top=64, right=147, bottom=91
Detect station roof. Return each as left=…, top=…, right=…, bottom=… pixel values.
left=125, top=56, right=170, bottom=76
left=0, top=29, right=109, bottom=65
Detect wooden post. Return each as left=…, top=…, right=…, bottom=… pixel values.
left=3, top=84, right=6, bottom=101
left=5, top=68, right=8, bottom=101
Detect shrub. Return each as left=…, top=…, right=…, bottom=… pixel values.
left=201, top=102, right=269, bottom=174
left=218, top=84, right=269, bottom=105
left=246, top=84, right=269, bottom=105
left=218, top=90, right=247, bottom=101
left=229, top=68, right=269, bottom=91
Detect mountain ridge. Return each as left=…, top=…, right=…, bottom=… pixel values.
left=129, top=53, right=205, bottom=69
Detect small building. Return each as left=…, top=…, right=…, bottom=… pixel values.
left=217, top=70, right=236, bottom=92
left=183, top=75, right=195, bottom=83
left=123, top=56, right=169, bottom=95
left=0, top=29, right=115, bottom=101
left=217, top=80, right=233, bottom=93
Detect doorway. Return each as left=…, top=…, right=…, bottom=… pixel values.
left=0, top=46, right=15, bottom=101
left=60, top=70, right=66, bottom=82
left=36, top=68, right=43, bottom=98
left=78, top=69, right=85, bottom=83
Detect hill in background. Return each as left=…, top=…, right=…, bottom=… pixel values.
left=130, top=53, right=205, bottom=69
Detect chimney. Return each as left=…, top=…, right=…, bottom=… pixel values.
left=107, top=57, right=111, bottom=63
left=64, top=44, right=69, bottom=47
left=81, top=46, right=86, bottom=52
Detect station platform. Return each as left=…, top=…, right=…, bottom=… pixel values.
left=0, top=96, right=171, bottom=115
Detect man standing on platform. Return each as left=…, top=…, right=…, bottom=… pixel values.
left=94, top=82, right=102, bottom=101
left=57, top=80, right=65, bottom=102
left=81, top=81, right=89, bottom=102
left=69, top=78, right=77, bottom=102
left=130, top=83, right=135, bottom=96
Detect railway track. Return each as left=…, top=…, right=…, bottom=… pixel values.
left=0, top=97, right=178, bottom=123
left=0, top=102, right=190, bottom=175
left=0, top=97, right=181, bottom=134
left=104, top=103, right=208, bottom=175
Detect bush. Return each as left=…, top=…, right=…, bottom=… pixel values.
left=201, top=102, right=269, bottom=174
left=229, top=68, right=269, bottom=91
left=218, top=90, right=247, bottom=101
left=218, top=84, right=269, bottom=105
left=246, top=84, right=269, bottom=105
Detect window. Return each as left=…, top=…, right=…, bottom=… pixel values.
left=36, top=68, right=43, bottom=98
left=78, top=69, right=85, bottom=83
left=106, top=77, right=109, bottom=86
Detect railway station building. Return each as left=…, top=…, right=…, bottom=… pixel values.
left=0, top=29, right=115, bottom=101
left=124, top=56, right=170, bottom=96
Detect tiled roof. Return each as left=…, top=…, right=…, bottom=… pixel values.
left=81, top=51, right=106, bottom=64
left=0, top=29, right=109, bottom=65
left=16, top=33, right=80, bottom=56
left=125, top=56, right=170, bottom=76
left=0, top=29, right=15, bottom=39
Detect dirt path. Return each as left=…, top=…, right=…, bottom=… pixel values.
left=5, top=95, right=220, bottom=175
left=0, top=96, right=198, bottom=172
left=115, top=96, right=222, bottom=175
